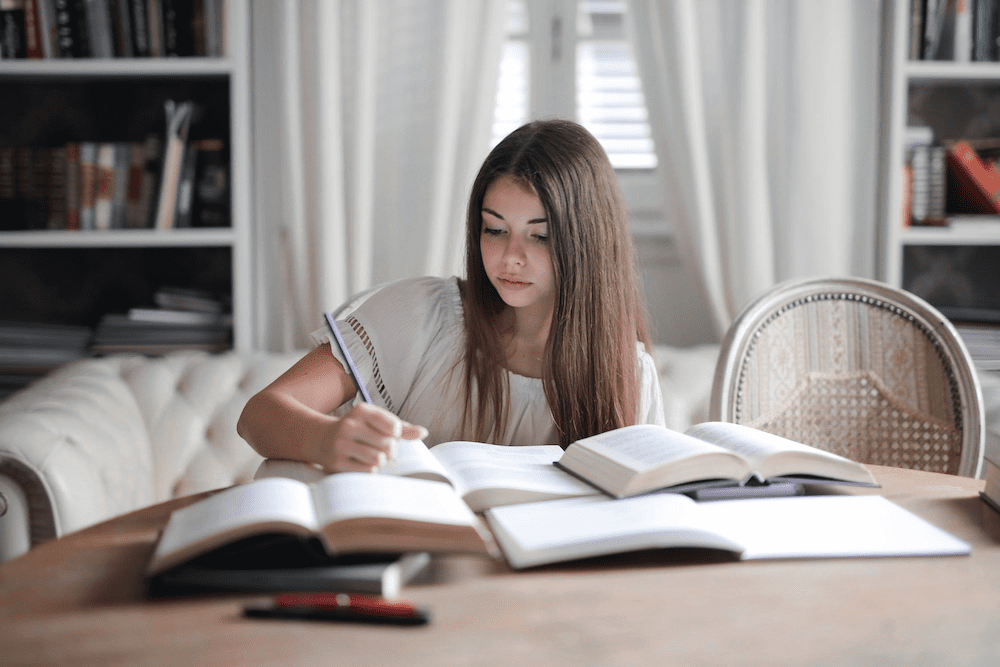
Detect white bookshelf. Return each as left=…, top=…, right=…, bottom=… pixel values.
left=0, top=0, right=254, bottom=351
left=880, top=0, right=1000, bottom=293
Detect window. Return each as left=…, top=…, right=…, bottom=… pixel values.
left=491, top=0, right=657, bottom=170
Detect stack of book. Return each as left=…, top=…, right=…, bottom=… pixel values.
left=903, top=131, right=1000, bottom=227
left=954, top=322, right=1000, bottom=371
left=91, top=286, right=231, bottom=355
left=0, top=321, right=91, bottom=398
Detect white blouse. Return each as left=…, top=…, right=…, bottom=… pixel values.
left=311, top=276, right=665, bottom=447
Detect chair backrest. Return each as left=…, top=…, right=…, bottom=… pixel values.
left=710, top=277, right=985, bottom=478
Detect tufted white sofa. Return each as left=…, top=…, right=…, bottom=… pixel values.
left=0, top=350, right=301, bottom=563
left=0, top=343, right=728, bottom=564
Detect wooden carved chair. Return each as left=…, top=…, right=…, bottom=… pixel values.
left=710, top=277, right=985, bottom=478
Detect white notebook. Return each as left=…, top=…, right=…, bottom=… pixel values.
left=485, top=493, right=971, bottom=569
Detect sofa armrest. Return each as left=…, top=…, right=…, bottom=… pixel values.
left=0, top=357, right=156, bottom=561
left=0, top=350, right=301, bottom=563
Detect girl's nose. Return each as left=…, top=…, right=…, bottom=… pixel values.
left=502, top=237, right=526, bottom=265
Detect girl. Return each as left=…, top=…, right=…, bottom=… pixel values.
left=237, top=119, right=664, bottom=472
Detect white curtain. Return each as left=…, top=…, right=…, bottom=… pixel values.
left=251, top=0, right=507, bottom=350
left=627, top=0, right=883, bottom=338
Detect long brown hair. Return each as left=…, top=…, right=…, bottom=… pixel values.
left=461, top=119, right=652, bottom=447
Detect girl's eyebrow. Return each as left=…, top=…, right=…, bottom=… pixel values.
left=481, top=207, right=548, bottom=224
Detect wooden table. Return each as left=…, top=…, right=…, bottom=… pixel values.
left=1, top=465, right=999, bottom=667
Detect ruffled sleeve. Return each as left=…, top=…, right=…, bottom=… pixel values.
left=310, top=277, right=463, bottom=415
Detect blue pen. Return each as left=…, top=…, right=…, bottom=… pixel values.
left=324, top=311, right=374, bottom=405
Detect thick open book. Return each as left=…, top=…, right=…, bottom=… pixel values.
left=256, top=439, right=601, bottom=512
left=556, top=421, right=878, bottom=498
left=148, top=473, right=498, bottom=576
left=485, top=493, right=971, bottom=569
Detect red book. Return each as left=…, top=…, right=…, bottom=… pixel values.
left=946, top=140, right=1000, bottom=214
left=64, top=142, right=81, bottom=230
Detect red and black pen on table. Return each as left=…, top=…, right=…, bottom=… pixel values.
left=244, top=593, right=431, bottom=626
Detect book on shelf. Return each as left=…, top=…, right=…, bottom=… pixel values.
left=484, top=492, right=971, bottom=569
left=0, top=0, right=223, bottom=58
left=0, top=321, right=92, bottom=381
left=92, top=142, right=116, bottom=230
left=0, top=1, right=27, bottom=59
left=973, top=0, right=1000, bottom=61
left=0, top=147, right=14, bottom=229
left=91, top=312, right=232, bottom=354
left=152, top=99, right=195, bottom=230
left=46, top=145, right=67, bottom=230
left=152, top=285, right=224, bottom=312
left=191, top=138, right=228, bottom=227
left=109, top=141, right=131, bottom=228
left=256, top=438, right=602, bottom=513
left=126, top=306, right=230, bottom=325
left=946, top=140, right=1000, bottom=214
left=148, top=548, right=431, bottom=600
left=172, top=134, right=198, bottom=227
left=555, top=421, right=878, bottom=499
left=146, top=473, right=499, bottom=577
left=22, top=0, right=43, bottom=58
left=77, top=141, right=98, bottom=230
left=953, top=321, right=1000, bottom=370
left=981, top=456, right=1000, bottom=515
left=64, top=141, right=81, bottom=229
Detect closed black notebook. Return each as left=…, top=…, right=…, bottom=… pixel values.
left=147, top=533, right=430, bottom=599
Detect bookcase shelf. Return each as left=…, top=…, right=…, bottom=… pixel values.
left=0, top=57, right=233, bottom=78
left=0, top=227, right=235, bottom=248
left=0, top=0, right=253, bottom=382
left=880, top=0, right=1000, bottom=330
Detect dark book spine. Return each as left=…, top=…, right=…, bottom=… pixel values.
left=52, top=0, right=75, bottom=57
left=0, top=5, right=27, bottom=59
left=0, top=146, right=17, bottom=230
left=23, top=0, right=43, bottom=58
left=128, top=0, right=150, bottom=56
left=159, top=0, right=176, bottom=55
left=111, top=0, right=133, bottom=56
left=973, top=0, right=996, bottom=60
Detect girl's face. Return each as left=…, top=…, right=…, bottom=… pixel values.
left=480, top=175, right=556, bottom=318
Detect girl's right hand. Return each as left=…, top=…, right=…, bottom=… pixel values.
left=319, top=402, right=429, bottom=473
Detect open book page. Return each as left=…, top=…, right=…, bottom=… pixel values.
left=377, top=438, right=453, bottom=483
left=428, top=441, right=601, bottom=511
left=253, top=440, right=454, bottom=486
left=311, top=473, right=477, bottom=526
left=695, top=495, right=970, bottom=560
left=485, top=494, right=745, bottom=569
left=559, top=425, right=751, bottom=497
left=684, top=422, right=876, bottom=484
left=577, top=425, right=738, bottom=471
left=149, top=478, right=318, bottom=575
left=308, top=473, right=498, bottom=556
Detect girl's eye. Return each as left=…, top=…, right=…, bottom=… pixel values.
left=534, top=234, right=549, bottom=244
left=482, top=227, right=503, bottom=237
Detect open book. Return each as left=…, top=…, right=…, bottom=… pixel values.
left=148, top=473, right=498, bottom=576
left=256, top=439, right=602, bottom=512
left=485, top=493, right=971, bottom=570
left=556, top=421, right=878, bottom=499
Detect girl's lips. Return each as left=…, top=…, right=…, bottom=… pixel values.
left=499, top=277, right=531, bottom=288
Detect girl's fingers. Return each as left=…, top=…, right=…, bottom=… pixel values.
left=323, top=403, right=429, bottom=473
left=353, top=403, right=429, bottom=445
